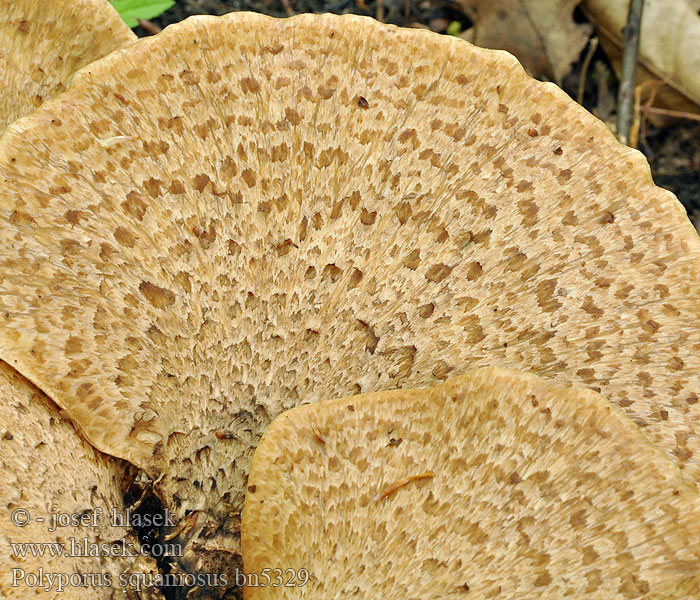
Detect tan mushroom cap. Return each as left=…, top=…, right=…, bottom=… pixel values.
left=0, top=0, right=135, bottom=133
left=243, top=368, right=700, bottom=600
left=0, top=361, right=160, bottom=599
left=1, top=10, right=700, bottom=579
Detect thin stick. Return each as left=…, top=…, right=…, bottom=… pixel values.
left=280, top=0, right=296, bottom=16
left=376, top=0, right=385, bottom=22
left=577, top=37, right=599, bottom=105
left=373, top=471, right=435, bottom=502
left=617, top=0, right=645, bottom=145
left=631, top=79, right=663, bottom=147
left=640, top=106, right=700, bottom=122
left=631, top=84, right=643, bottom=149
left=594, top=61, right=613, bottom=122
left=137, top=19, right=162, bottom=35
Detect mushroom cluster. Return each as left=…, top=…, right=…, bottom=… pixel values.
left=1, top=7, right=700, bottom=600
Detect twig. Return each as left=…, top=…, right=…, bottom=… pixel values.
left=631, top=85, right=643, bottom=149
left=280, top=0, right=296, bottom=16
left=137, top=19, right=162, bottom=35
left=594, top=61, right=614, bottom=123
left=631, top=79, right=663, bottom=147
left=404, top=0, right=411, bottom=23
left=372, top=472, right=435, bottom=502
left=376, top=0, right=385, bottom=22
left=640, top=106, right=700, bottom=122
left=617, top=0, right=645, bottom=146
left=576, top=37, right=599, bottom=105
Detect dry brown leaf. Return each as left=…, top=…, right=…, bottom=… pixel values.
left=583, top=0, right=700, bottom=115
left=457, top=0, right=591, bottom=82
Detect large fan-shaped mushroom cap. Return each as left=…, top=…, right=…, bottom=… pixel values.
left=1, top=11, right=699, bottom=585
left=0, top=361, right=160, bottom=599
left=0, top=0, right=135, bottom=133
left=243, top=368, right=700, bottom=599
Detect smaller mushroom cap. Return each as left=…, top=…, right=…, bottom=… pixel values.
left=243, top=367, right=700, bottom=599
left=0, top=0, right=135, bottom=133
left=0, top=360, right=159, bottom=599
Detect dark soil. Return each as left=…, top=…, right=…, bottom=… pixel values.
left=136, top=0, right=468, bottom=30
left=136, top=0, right=700, bottom=225
left=646, top=124, right=700, bottom=225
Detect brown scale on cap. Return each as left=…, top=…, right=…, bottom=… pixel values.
left=0, top=11, right=700, bottom=594
left=0, top=362, right=161, bottom=599
left=0, top=0, right=136, bottom=134
left=243, top=368, right=700, bottom=599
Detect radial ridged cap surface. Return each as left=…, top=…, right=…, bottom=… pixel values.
left=244, top=368, right=700, bottom=599
left=0, top=11, right=699, bottom=581
left=0, top=0, right=136, bottom=134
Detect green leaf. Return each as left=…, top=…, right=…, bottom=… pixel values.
left=110, top=0, right=175, bottom=28
left=446, top=21, right=462, bottom=37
